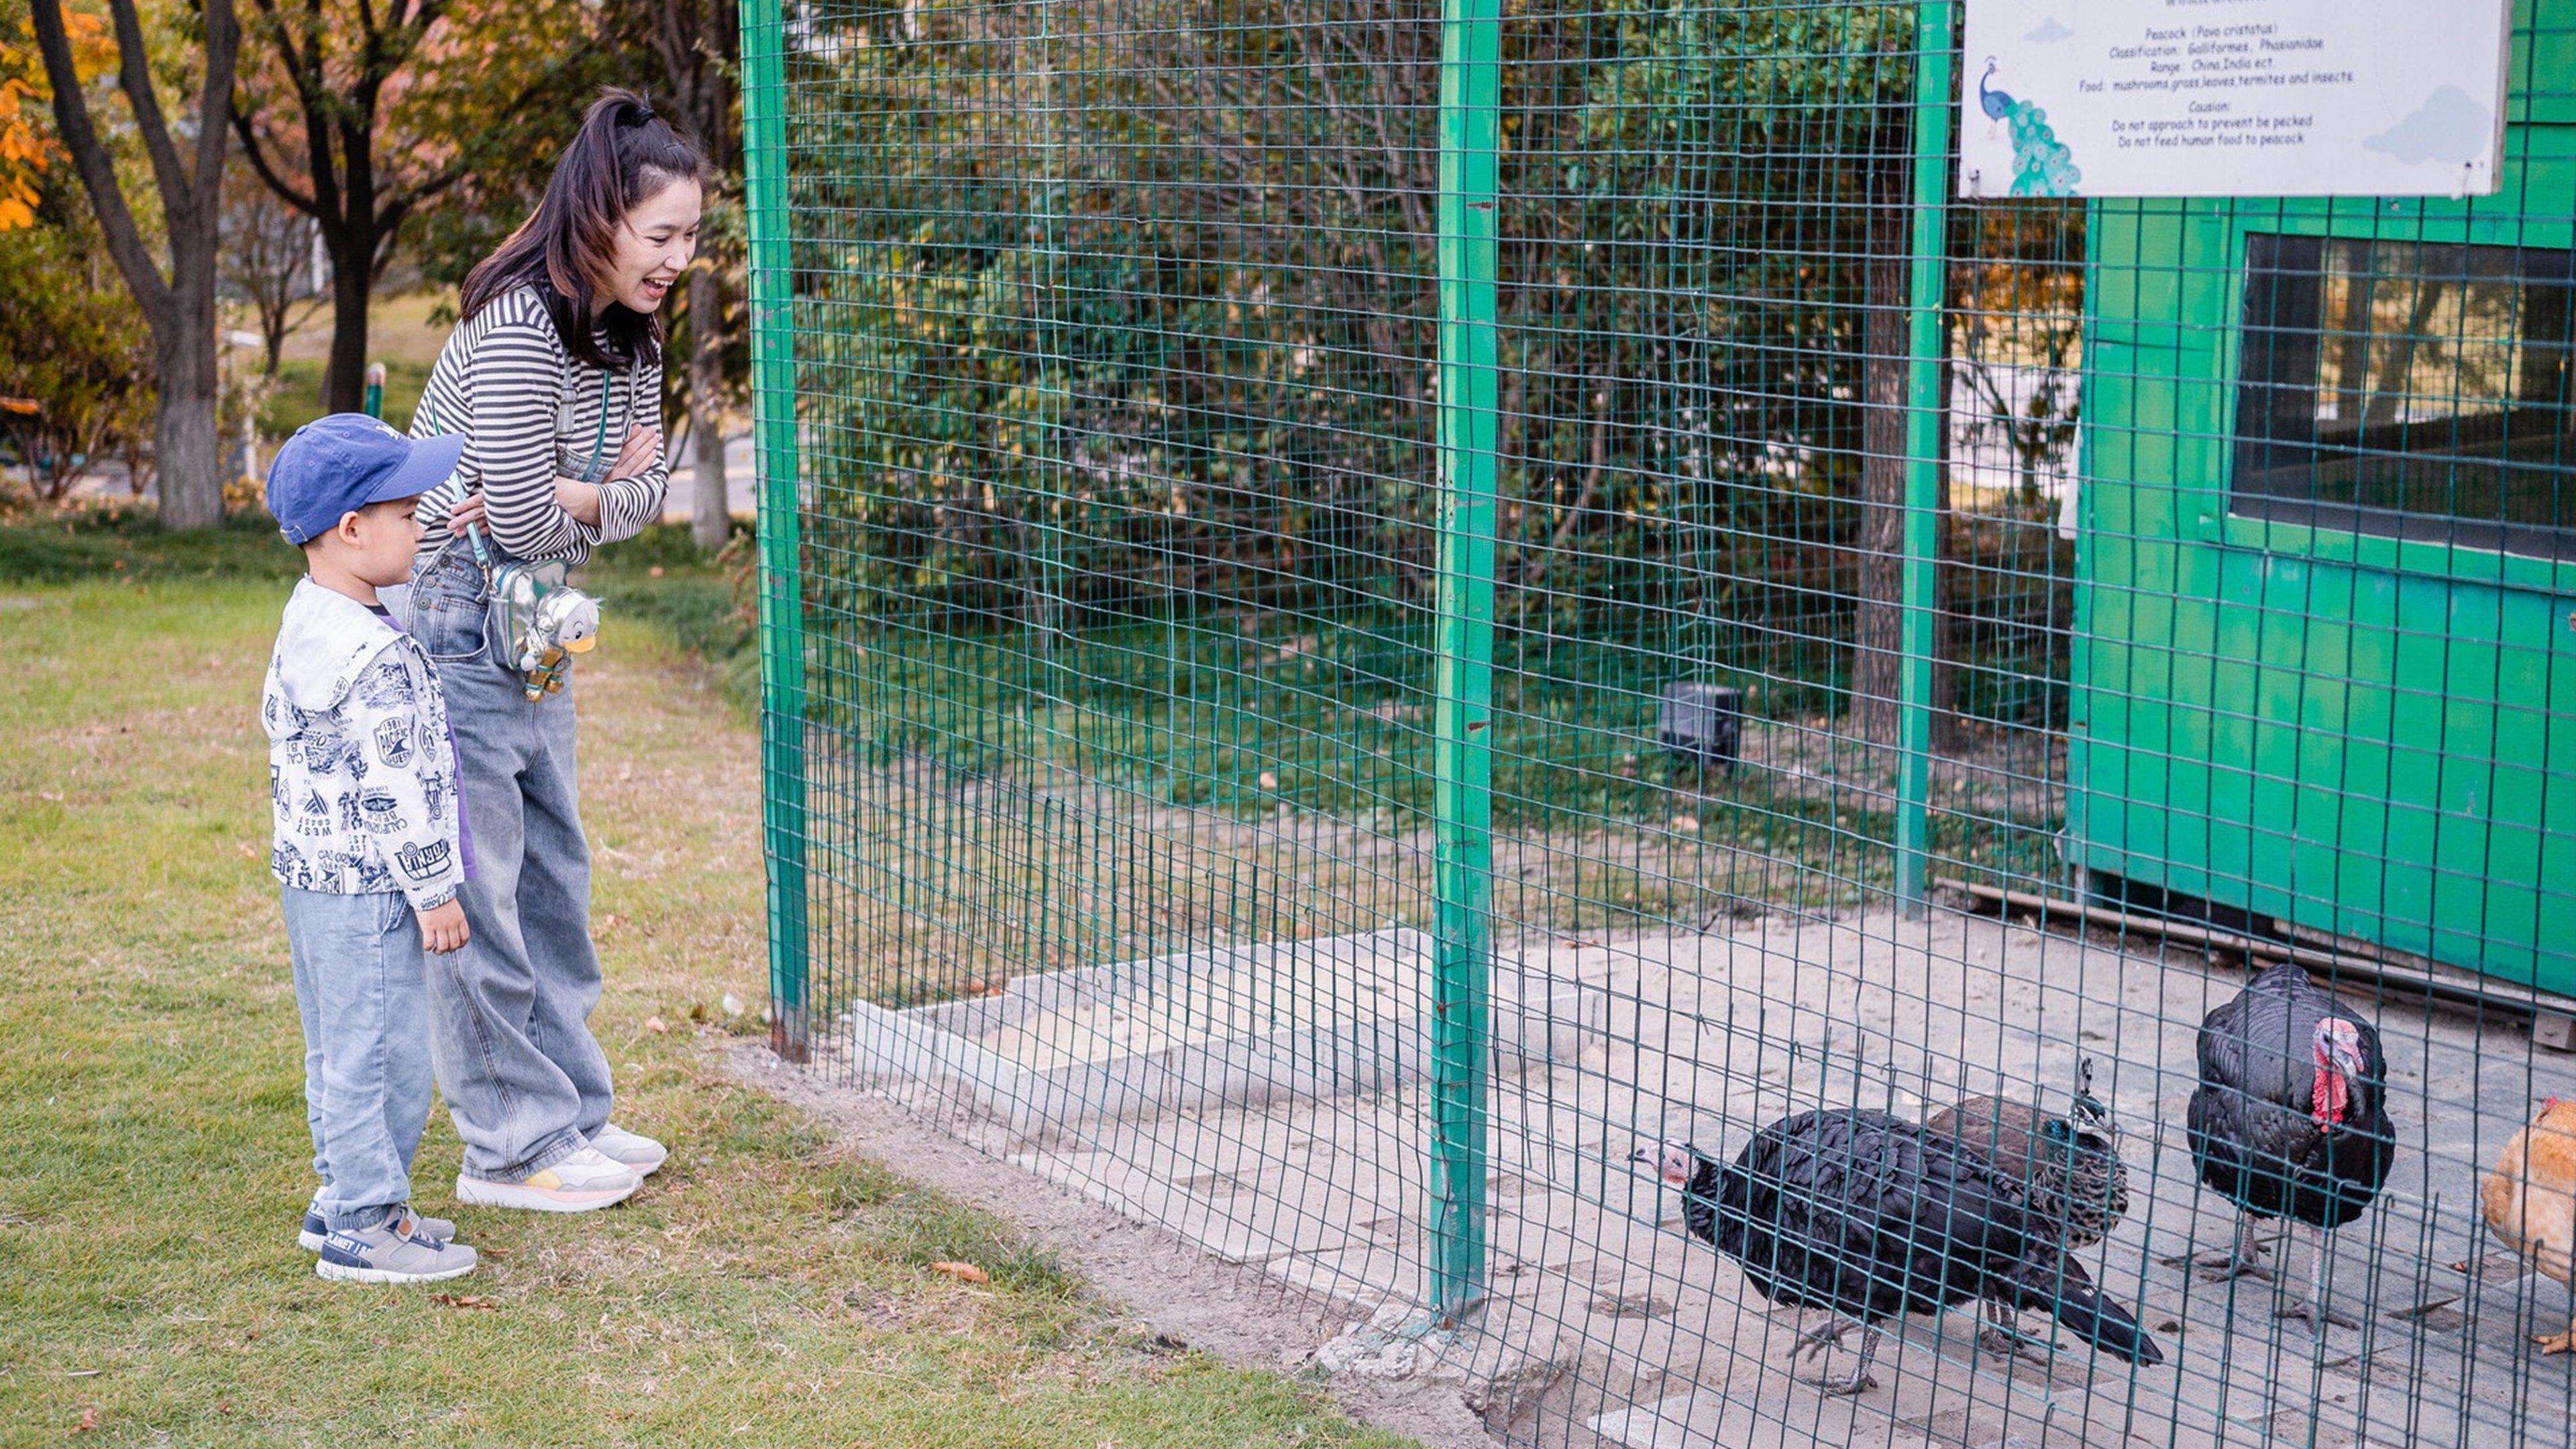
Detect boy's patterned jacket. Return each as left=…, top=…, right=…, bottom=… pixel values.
left=262, top=579, right=466, bottom=910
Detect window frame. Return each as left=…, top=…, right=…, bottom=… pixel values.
left=2226, top=229, right=2576, bottom=564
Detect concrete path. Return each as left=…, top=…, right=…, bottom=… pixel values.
left=829, top=905, right=2576, bottom=1448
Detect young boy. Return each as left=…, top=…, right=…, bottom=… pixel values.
left=262, top=414, right=480, bottom=1284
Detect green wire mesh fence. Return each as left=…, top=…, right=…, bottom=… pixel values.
left=741, top=0, right=2576, bottom=1442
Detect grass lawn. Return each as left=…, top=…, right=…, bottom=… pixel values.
left=0, top=568, right=1413, bottom=1448
left=260, top=293, right=455, bottom=437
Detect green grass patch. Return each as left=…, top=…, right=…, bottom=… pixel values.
left=0, top=572, right=1417, bottom=1448
left=577, top=523, right=761, bottom=714
left=0, top=506, right=304, bottom=584
left=810, top=604, right=1823, bottom=836
left=259, top=357, right=433, bottom=437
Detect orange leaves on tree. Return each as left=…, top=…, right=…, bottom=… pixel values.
left=0, top=7, right=111, bottom=231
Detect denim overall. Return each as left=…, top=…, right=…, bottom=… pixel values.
left=396, top=373, right=627, bottom=1181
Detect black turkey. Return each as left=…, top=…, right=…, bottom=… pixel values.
left=2184, top=962, right=2396, bottom=1329
left=1633, top=1108, right=2161, bottom=1393
left=1927, top=1057, right=2131, bottom=1360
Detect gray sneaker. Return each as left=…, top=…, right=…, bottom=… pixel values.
left=313, top=1208, right=478, bottom=1285
left=300, top=1206, right=455, bottom=1252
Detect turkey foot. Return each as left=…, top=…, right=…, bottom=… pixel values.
left=1976, top=1303, right=2056, bottom=1366
left=2171, top=1214, right=2273, bottom=1281
left=2533, top=1327, right=2576, bottom=1355
left=1788, top=1318, right=1851, bottom=1361
left=2276, top=1298, right=2361, bottom=1332
left=1806, top=1327, right=1882, bottom=1395
left=2189, top=1247, right=2274, bottom=1282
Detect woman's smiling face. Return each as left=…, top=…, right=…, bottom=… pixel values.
left=604, top=176, right=703, bottom=315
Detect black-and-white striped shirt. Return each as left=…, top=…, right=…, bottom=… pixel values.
left=409, top=285, right=669, bottom=564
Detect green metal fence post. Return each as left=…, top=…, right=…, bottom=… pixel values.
left=1894, top=0, right=1955, bottom=916
left=1430, top=0, right=1501, bottom=1322
left=742, top=0, right=811, bottom=1061
left=362, top=362, right=385, bottom=421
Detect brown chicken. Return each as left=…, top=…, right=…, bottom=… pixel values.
left=2481, top=1097, right=2576, bottom=1353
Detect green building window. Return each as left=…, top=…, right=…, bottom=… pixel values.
left=2233, top=233, right=2576, bottom=561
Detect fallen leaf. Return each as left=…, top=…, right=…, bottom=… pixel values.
left=429, top=1293, right=498, bottom=1311
left=645, top=1016, right=669, bottom=1034
left=688, top=1001, right=710, bottom=1023
left=929, top=1261, right=990, bottom=1284
left=236, top=841, right=258, bottom=859
left=648, top=565, right=666, bottom=578
left=596, top=914, right=625, bottom=936
left=1257, top=771, right=1279, bottom=790
left=720, top=993, right=745, bottom=1018
left=1670, top=814, right=1701, bottom=833
left=73, top=1408, right=98, bottom=1433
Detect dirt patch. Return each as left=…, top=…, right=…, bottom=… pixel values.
left=734, top=1043, right=1514, bottom=1449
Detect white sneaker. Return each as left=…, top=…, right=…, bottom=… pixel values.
left=315, top=1208, right=478, bottom=1285
left=456, top=1147, right=641, bottom=1214
left=590, top=1123, right=667, bottom=1177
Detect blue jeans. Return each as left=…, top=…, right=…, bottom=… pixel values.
left=282, top=887, right=431, bottom=1230
left=400, top=548, right=613, bottom=1181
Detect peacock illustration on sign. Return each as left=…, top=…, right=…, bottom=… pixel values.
left=1980, top=57, right=2081, bottom=197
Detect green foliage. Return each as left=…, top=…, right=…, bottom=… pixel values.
left=775, top=0, right=1988, bottom=629
left=0, top=212, right=154, bottom=498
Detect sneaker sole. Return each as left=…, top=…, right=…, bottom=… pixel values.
left=455, top=1173, right=641, bottom=1213
left=314, top=1257, right=478, bottom=1285
left=300, top=1228, right=454, bottom=1252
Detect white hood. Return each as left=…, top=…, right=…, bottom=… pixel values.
left=268, top=578, right=404, bottom=723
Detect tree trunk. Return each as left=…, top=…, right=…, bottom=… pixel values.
left=153, top=286, right=225, bottom=529
left=321, top=232, right=372, bottom=414
left=688, top=266, right=730, bottom=551
left=28, top=0, right=238, bottom=532
left=1845, top=154, right=1959, bottom=752
left=1847, top=174, right=1912, bottom=747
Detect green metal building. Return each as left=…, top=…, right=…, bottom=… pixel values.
left=2069, top=3, right=2576, bottom=991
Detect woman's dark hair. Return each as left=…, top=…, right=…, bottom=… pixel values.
left=462, top=89, right=706, bottom=370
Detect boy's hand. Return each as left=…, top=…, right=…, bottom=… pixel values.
left=419, top=899, right=470, bottom=955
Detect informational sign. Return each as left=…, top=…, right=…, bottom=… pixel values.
left=1959, top=0, right=2512, bottom=199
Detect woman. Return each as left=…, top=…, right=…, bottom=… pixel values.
left=402, top=90, right=703, bottom=1212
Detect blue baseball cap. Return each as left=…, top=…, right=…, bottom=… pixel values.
left=264, top=413, right=467, bottom=546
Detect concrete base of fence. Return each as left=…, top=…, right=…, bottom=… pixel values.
left=840, top=926, right=1611, bottom=1142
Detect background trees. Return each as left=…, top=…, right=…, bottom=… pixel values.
left=0, top=198, right=155, bottom=495
left=28, top=0, right=237, bottom=530
left=229, top=0, right=619, bottom=413
left=785, top=0, right=2083, bottom=742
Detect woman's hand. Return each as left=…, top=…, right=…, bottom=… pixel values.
left=447, top=492, right=488, bottom=536
left=607, top=425, right=662, bottom=482
left=554, top=475, right=604, bottom=527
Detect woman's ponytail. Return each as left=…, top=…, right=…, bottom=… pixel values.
left=462, top=88, right=709, bottom=370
